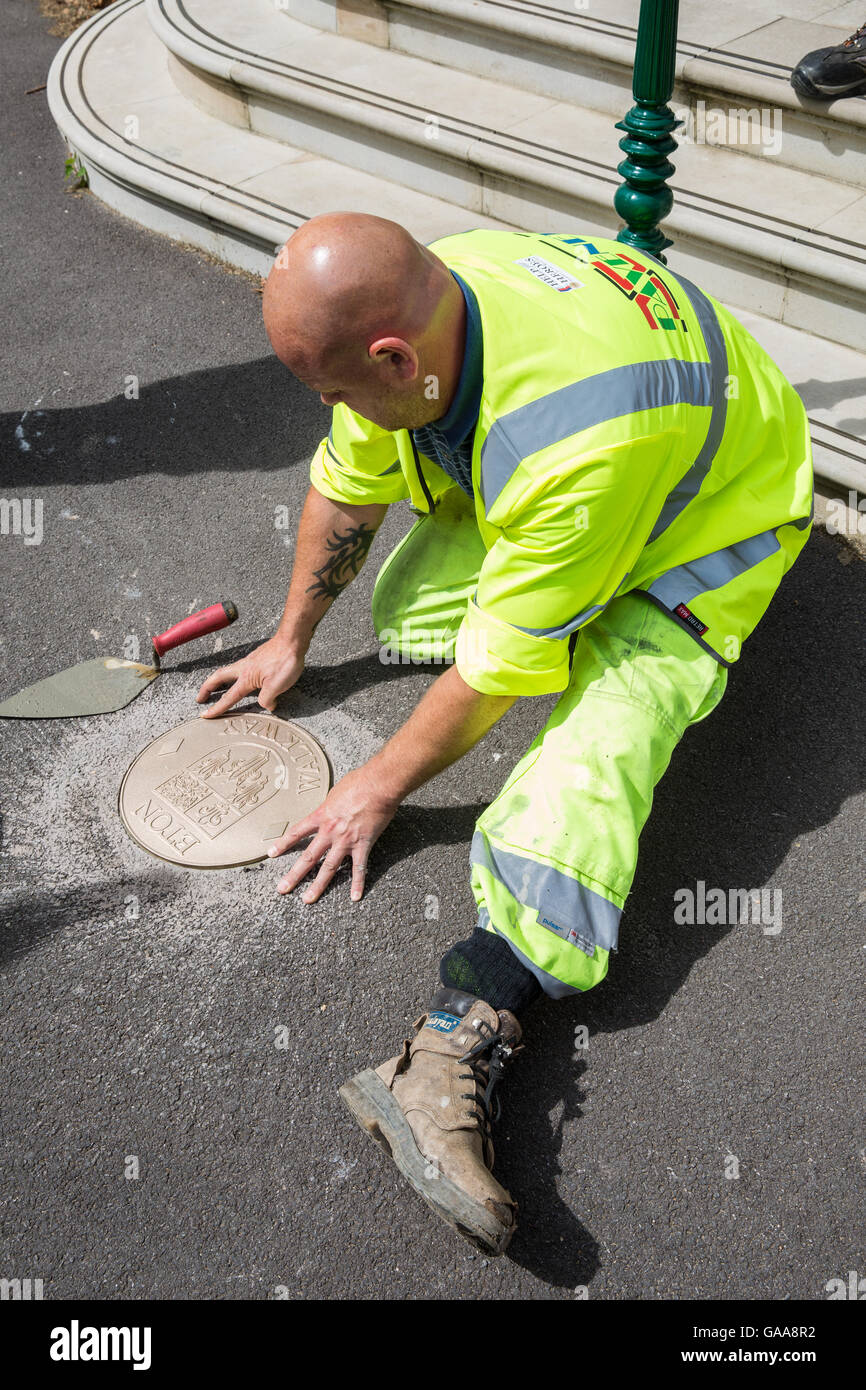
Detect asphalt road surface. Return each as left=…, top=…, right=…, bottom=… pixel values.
left=1, top=0, right=864, bottom=1301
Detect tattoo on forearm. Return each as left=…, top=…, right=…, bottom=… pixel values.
left=306, top=522, right=377, bottom=602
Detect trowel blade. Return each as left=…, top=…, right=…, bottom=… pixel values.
left=0, top=657, right=160, bottom=718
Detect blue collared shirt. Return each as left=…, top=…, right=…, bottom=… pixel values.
left=411, top=271, right=482, bottom=496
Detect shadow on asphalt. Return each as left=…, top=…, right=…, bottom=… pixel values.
left=0, top=871, right=180, bottom=970
left=0, top=356, right=321, bottom=488
left=173, top=647, right=433, bottom=709
left=499, top=1042, right=599, bottom=1286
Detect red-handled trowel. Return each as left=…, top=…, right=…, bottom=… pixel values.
left=0, top=601, right=238, bottom=719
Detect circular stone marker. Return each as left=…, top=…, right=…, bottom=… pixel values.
left=118, top=713, right=331, bottom=869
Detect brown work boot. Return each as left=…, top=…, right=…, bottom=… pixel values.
left=339, top=987, right=522, bottom=1255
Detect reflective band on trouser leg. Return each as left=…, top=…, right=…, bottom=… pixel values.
left=371, top=487, right=485, bottom=661
left=470, top=592, right=728, bottom=998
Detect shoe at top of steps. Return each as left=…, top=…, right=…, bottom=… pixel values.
left=285, top=0, right=866, bottom=187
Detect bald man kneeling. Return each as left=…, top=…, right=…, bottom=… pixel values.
left=196, top=212, right=813, bottom=1255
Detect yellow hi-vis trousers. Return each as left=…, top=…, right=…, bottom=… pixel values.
left=372, top=488, right=729, bottom=998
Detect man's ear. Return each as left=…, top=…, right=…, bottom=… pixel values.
left=368, top=336, right=419, bottom=381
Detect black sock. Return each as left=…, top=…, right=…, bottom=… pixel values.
left=439, top=926, right=542, bottom=1018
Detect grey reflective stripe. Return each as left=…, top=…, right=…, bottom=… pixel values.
left=648, top=519, right=796, bottom=612
left=512, top=570, right=630, bottom=639
left=471, top=830, right=621, bottom=953
left=476, top=908, right=581, bottom=1000
left=480, top=359, right=713, bottom=513
left=646, top=275, right=729, bottom=544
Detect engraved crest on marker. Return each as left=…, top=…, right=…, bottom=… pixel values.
left=155, top=746, right=280, bottom=837
left=118, top=713, right=330, bottom=868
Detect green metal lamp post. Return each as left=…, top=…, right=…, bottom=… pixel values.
left=615, top=0, right=681, bottom=262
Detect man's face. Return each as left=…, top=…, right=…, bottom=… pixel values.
left=292, top=348, right=434, bottom=433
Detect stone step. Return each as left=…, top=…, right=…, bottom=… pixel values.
left=737, top=310, right=866, bottom=494
left=288, top=0, right=866, bottom=188
left=47, top=0, right=510, bottom=276
left=148, top=0, right=866, bottom=353
left=45, top=0, right=866, bottom=492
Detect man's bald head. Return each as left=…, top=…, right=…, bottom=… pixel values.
left=263, top=213, right=465, bottom=431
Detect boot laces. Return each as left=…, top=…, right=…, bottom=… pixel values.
left=457, top=1017, right=517, bottom=1135
left=844, top=23, right=866, bottom=46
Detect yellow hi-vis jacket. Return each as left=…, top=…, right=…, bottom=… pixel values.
left=310, top=230, right=813, bottom=697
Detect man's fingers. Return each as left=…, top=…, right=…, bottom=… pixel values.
left=299, top=851, right=348, bottom=904
left=275, top=834, right=328, bottom=895
left=258, top=682, right=280, bottom=712
left=350, top=854, right=367, bottom=903
left=195, top=666, right=239, bottom=702
left=267, top=815, right=318, bottom=859
left=272, top=834, right=368, bottom=904
left=199, top=678, right=253, bottom=719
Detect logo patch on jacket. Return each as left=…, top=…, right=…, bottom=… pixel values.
left=515, top=256, right=584, bottom=293
left=425, top=1011, right=461, bottom=1033
left=551, top=236, right=688, bottom=331
left=674, top=602, right=708, bottom=636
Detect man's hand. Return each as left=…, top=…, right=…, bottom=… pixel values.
left=196, top=636, right=304, bottom=718
left=266, top=665, right=514, bottom=904
left=267, top=766, right=398, bottom=903
left=195, top=489, right=387, bottom=720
